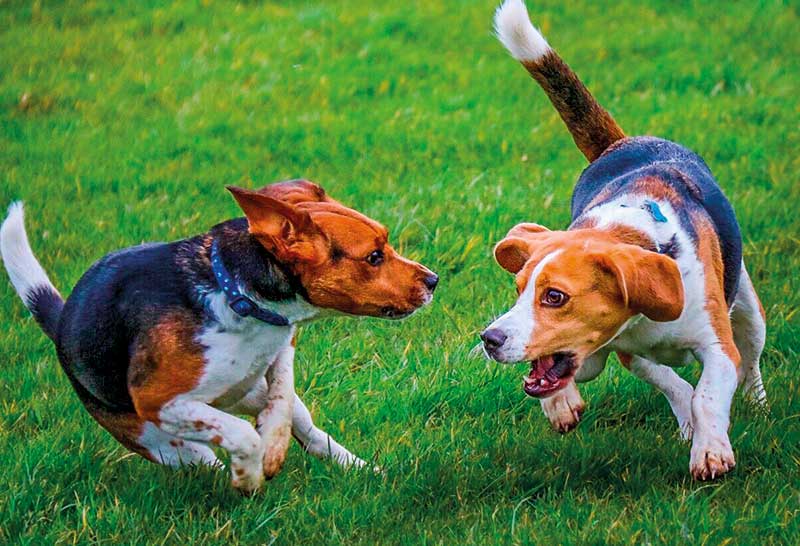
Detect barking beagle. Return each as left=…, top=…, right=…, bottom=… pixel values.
left=1, top=180, right=438, bottom=493
left=482, top=0, right=766, bottom=480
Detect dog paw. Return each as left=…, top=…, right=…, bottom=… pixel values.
left=262, top=425, right=292, bottom=479
left=690, top=437, right=735, bottom=480
left=231, top=460, right=264, bottom=495
left=541, top=383, right=585, bottom=433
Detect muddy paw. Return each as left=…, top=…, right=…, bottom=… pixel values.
left=690, top=438, right=735, bottom=480
left=231, top=464, right=264, bottom=495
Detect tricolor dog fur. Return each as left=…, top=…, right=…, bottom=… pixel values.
left=1, top=180, right=438, bottom=493
left=483, top=0, right=767, bottom=480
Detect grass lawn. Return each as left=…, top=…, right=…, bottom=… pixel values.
left=1, top=0, right=799, bottom=543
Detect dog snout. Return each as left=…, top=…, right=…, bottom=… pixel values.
left=480, top=328, right=507, bottom=352
left=423, top=273, right=439, bottom=292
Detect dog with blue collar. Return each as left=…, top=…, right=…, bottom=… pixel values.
left=1, top=179, right=438, bottom=493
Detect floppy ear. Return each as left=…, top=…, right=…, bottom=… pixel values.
left=493, top=223, right=551, bottom=274
left=596, top=245, right=684, bottom=322
left=494, top=237, right=532, bottom=274
left=227, top=186, right=325, bottom=263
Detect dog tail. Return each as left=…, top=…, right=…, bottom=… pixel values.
left=1, top=202, right=64, bottom=341
left=494, top=0, right=625, bottom=162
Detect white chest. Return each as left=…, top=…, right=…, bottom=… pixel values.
left=185, top=290, right=319, bottom=405
left=195, top=320, right=293, bottom=405
left=586, top=197, right=717, bottom=364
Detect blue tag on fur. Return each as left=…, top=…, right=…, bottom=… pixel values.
left=643, top=200, right=668, bottom=223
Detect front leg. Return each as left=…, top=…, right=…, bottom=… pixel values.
left=540, top=350, right=608, bottom=432
left=291, top=393, right=371, bottom=470
left=625, top=355, right=694, bottom=441
left=690, top=344, right=739, bottom=480
left=258, top=345, right=295, bottom=479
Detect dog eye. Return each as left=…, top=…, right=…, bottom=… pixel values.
left=542, top=289, right=569, bottom=307
left=366, top=250, right=384, bottom=266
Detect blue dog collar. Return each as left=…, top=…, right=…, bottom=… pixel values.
left=210, top=239, right=290, bottom=326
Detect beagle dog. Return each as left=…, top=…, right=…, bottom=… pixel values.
left=1, top=180, right=438, bottom=493
left=482, top=0, right=766, bottom=480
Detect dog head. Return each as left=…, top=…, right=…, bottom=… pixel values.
left=481, top=223, right=683, bottom=397
left=228, top=180, right=438, bottom=319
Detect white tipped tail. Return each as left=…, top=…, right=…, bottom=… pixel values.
left=494, top=0, right=550, bottom=62
left=1, top=202, right=64, bottom=339
left=492, top=0, right=625, bottom=161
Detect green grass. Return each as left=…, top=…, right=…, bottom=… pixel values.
left=1, top=0, right=799, bottom=543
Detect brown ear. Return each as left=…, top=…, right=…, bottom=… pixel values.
left=227, top=186, right=325, bottom=263
left=505, top=222, right=550, bottom=239
left=494, top=237, right=532, bottom=274
left=493, top=223, right=552, bottom=274
left=597, top=245, right=684, bottom=322
left=255, top=179, right=332, bottom=205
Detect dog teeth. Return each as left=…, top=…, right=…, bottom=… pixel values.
left=523, top=376, right=535, bottom=386
left=539, top=378, right=548, bottom=387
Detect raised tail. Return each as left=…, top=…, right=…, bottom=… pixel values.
left=494, top=0, right=625, bottom=161
left=1, top=202, right=64, bottom=340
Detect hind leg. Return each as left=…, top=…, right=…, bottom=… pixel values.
left=731, top=265, right=767, bottom=407
left=137, top=421, right=221, bottom=468
left=156, top=400, right=265, bottom=494
left=89, top=407, right=221, bottom=468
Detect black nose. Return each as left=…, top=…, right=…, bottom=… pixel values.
left=423, top=273, right=439, bottom=291
left=480, top=328, right=507, bottom=351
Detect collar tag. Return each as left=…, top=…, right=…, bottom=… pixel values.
left=210, top=239, right=290, bottom=326
left=643, top=200, right=668, bottom=223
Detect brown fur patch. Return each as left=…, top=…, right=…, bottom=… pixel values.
left=522, top=247, right=633, bottom=362
left=603, top=224, right=658, bottom=252
left=230, top=185, right=434, bottom=318
left=128, top=310, right=206, bottom=422
left=693, top=213, right=740, bottom=364
left=496, top=228, right=683, bottom=364
left=523, top=51, right=625, bottom=161
left=257, top=179, right=330, bottom=205
left=76, top=400, right=159, bottom=462
left=291, top=203, right=431, bottom=316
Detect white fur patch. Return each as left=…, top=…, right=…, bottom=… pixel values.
left=494, top=0, right=551, bottom=62
left=138, top=421, right=220, bottom=467
left=486, top=250, right=561, bottom=362
left=0, top=202, right=60, bottom=304
left=190, top=291, right=315, bottom=406
left=584, top=197, right=712, bottom=364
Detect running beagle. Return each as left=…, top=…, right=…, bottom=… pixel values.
left=482, top=0, right=766, bottom=480
left=1, top=180, right=438, bottom=493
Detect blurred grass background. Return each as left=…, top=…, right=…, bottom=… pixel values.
left=1, top=0, right=798, bottom=543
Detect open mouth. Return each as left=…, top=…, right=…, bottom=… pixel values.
left=523, top=352, right=576, bottom=398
